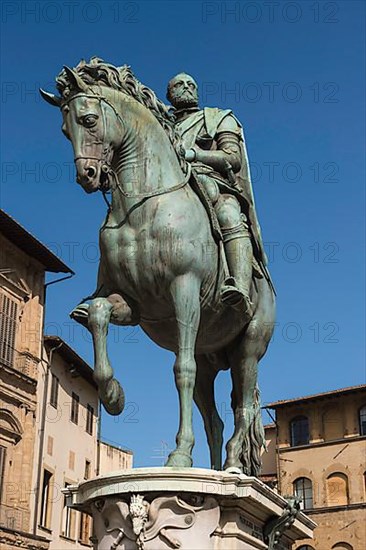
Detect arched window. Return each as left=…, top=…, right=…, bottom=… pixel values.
left=290, top=416, right=309, bottom=446
left=326, top=473, right=349, bottom=506
left=359, top=405, right=366, bottom=435
left=293, top=477, right=313, bottom=509
left=298, top=546, right=315, bottom=550
left=332, top=543, right=353, bottom=550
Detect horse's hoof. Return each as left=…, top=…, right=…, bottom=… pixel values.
left=224, top=466, right=243, bottom=475
left=101, top=379, right=125, bottom=416
left=165, top=451, right=193, bottom=468
left=223, top=458, right=244, bottom=474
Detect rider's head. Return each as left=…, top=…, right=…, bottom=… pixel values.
left=167, top=73, right=199, bottom=110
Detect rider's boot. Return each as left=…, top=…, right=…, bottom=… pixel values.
left=221, top=224, right=253, bottom=319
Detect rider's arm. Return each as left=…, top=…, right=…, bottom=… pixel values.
left=185, top=115, right=242, bottom=176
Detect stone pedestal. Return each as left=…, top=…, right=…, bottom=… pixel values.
left=64, top=468, right=315, bottom=550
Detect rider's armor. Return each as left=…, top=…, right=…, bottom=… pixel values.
left=174, top=107, right=266, bottom=317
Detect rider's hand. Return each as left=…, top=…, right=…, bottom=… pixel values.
left=184, top=149, right=196, bottom=162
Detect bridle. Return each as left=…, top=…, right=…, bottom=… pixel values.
left=63, top=91, right=190, bottom=202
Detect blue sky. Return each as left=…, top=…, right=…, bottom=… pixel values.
left=1, top=1, right=365, bottom=468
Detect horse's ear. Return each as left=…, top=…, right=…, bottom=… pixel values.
left=63, top=66, right=88, bottom=93
left=39, top=88, right=62, bottom=107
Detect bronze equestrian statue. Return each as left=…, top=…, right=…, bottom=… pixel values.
left=41, top=58, right=276, bottom=476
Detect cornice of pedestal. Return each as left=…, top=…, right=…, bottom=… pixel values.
left=63, top=467, right=316, bottom=541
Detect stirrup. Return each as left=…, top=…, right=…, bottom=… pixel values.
left=221, top=277, right=253, bottom=317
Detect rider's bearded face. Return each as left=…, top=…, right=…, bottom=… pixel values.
left=167, top=74, right=199, bottom=110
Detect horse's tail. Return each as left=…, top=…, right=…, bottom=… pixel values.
left=241, top=384, right=266, bottom=477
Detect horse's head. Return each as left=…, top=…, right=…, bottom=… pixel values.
left=41, top=66, right=123, bottom=194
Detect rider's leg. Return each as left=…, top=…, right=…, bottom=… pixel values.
left=215, top=194, right=253, bottom=317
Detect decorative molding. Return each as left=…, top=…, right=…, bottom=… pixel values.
left=0, top=272, right=31, bottom=301
left=91, top=493, right=220, bottom=550
left=0, top=407, right=23, bottom=442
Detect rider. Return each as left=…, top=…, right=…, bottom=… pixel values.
left=167, top=72, right=266, bottom=319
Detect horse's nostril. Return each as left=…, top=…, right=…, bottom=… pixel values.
left=86, top=166, right=97, bottom=178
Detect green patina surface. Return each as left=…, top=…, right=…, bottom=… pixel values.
left=41, top=58, right=276, bottom=475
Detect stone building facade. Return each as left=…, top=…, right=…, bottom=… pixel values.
left=1, top=210, right=133, bottom=549
left=263, top=385, right=366, bottom=550
left=98, top=440, right=133, bottom=474
left=0, top=209, right=72, bottom=549
left=33, top=336, right=99, bottom=549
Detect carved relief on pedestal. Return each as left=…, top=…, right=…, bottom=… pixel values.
left=91, top=493, right=220, bottom=550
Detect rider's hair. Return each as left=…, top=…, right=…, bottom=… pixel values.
left=56, top=57, right=186, bottom=170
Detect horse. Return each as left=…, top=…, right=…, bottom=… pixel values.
left=40, top=59, right=276, bottom=475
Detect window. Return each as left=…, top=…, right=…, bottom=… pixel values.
left=290, top=416, right=309, bottom=446
left=294, top=477, right=313, bottom=509
left=39, top=469, right=53, bottom=529
left=326, top=473, right=349, bottom=506
left=86, top=404, right=94, bottom=435
left=50, top=374, right=59, bottom=408
left=0, top=445, right=6, bottom=501
left=359, top=405, right=366, bottom=435
left=79, top=512, right=92, bottom=544
left=61, top=482, right=76, bottom=539
left=332, top=544, right=353, bottom=550
left=71, top=393, right=79, bottom=424
left=84, top=459, right=91, bottom=480
left=298, top=546, right=315, bottom=550
left=0, top=293, right=18, bottom=368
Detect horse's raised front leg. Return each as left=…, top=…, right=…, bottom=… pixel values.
left=87, top=294, right=134, bottom=416
left=166, top=275, right=201, bottom=468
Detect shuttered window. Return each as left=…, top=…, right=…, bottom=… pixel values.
left=0, top=293, right=18, bottom=367
left=50, top=374, right=59, bottom=408
left=86, top=405, right=94, bottom=435
left=71, top=393, right=79, bottom=424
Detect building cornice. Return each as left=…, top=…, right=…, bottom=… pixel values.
left=0, top=209, right=73, bottom=274
left=266, top=384, right=366, bottom=409
left=278, top=435, right=366, bottom=453
left=305, top=502, right=366, bottom=515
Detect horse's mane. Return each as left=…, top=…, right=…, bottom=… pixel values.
left=56, top=57, right=185, bottom=169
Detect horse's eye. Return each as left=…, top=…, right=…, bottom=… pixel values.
left=83, top=115, right=98, bottom=128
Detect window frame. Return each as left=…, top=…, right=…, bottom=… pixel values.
left=39, top=468, right=53, bottom=529
left=293, top=477, right=313, bottom=510
left=78, top=511, right=92, bottom=545
left=70, top=392, right=79, bottom=424
left=84, top=459, right=91, bottom=480
left=359, top=405, right=366, bottom=436
left=61, top=481, right=76, bottom=540
left=50, top=374, right=59, bottom=409
left=86, top=404, right=94, bottom=435
left=0, top=292, right=18, bottom=368
left=290, top=415, right=310, bottom=447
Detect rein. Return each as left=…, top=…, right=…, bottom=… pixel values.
left=109, top=163, right=191, bottom=200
